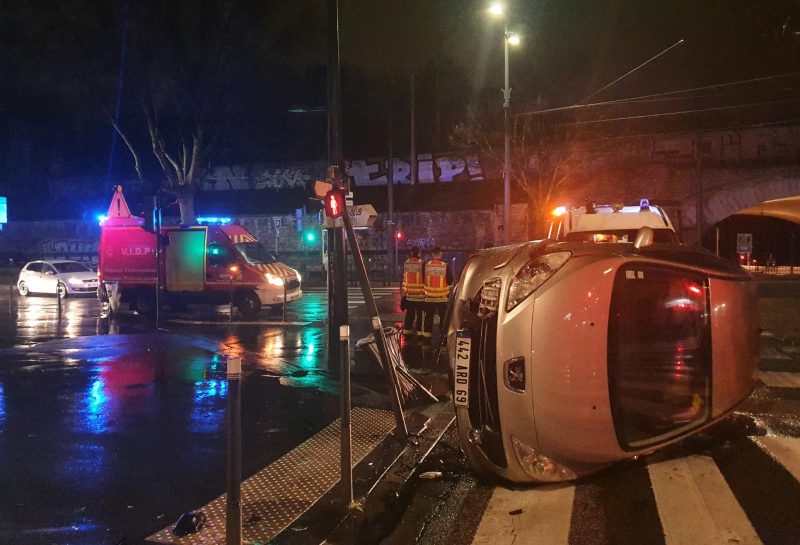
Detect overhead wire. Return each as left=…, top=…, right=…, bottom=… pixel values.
left=562, top=97, right=800, bottom=127
left=516, top=72, right=800, bottom=118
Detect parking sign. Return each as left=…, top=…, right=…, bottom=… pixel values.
left=736, top=233, right=752, bottom=254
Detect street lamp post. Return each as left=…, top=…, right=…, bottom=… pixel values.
left=502, top=23, right=511, bottom=245
left=489, top=3, right=519, bottom=245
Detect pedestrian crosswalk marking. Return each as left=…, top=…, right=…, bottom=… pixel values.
left=647, top=455, right=762, bottom=545
left=753, top=436, right=800, bottom=484
left=758, top=371, right=800, bottom=388
left=471, top=484, right=574, bottom=545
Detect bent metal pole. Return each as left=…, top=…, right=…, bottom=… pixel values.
left=341, top=211, right=407, bottom=437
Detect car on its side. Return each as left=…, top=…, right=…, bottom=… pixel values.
left=17, top=260, right=98, bottom=297
left=449, top=231, right=758, bottom=483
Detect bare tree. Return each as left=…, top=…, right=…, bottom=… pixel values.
left=450, top=110, right=576, bottom=238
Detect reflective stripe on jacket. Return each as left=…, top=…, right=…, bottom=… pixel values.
left=403, top=257, right=426, bottom=300
left=424, top=259, right=450, bottom=302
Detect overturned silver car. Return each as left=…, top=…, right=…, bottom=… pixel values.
left=448, top=235, right=759, bottom=483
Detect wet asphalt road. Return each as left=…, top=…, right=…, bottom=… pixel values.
left=1, top=281, right=798, bottom=545
left=0, top=286, right=409, bottom=545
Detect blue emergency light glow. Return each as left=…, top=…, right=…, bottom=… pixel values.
left=0, top=196, right=7, bottom=224
left=640, top=199, right=650, bottom=210
left=197, top=216, right=232, bottom=225
left=97, top=214, right=108, bottom=226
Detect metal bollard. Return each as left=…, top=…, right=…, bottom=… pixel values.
left=339, top=325, right=353, bottom=507
left=229, top=277, right=234, bottom=322
left=282, top=280, right=287, bottom=323
left=226, top=356, right=242, bottom=545
left=57, top=284, right=63, bottom=315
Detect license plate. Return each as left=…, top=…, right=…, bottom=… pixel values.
left=454, top=330, right=472, bottom=407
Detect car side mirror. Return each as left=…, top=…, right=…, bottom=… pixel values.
left=44, top=271, right=54, bottom=275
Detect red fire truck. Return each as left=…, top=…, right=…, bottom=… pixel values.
left=97, top=186, right=302, bottom=318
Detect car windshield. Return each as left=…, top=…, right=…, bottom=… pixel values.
left=564, top=229, right=678, bottom=244
left=234, top=242, right=278, bottom=264
left=52, top=262, right=93, bottom=273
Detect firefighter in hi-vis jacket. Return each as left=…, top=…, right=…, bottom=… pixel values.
left=422, top=246, right=453, bottom=340
left=401, top=246, right=426, bottom=336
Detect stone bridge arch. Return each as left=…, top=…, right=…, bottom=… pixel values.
left=678, top=166, right=800, bottom=241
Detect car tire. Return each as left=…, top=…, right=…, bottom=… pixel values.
left=134, top=290, right=157, bottom=318
left=237, top=291, right=261, bottom=319
left=57, top=283, right=68, bottom=299
left=17, top=281, right=29, bottom=296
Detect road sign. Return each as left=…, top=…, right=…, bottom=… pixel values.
left=322, top=203, right=378, bottom=229
left=736, top=233, right=752, bottom=254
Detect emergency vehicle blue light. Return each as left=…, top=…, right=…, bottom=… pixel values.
left=197, top=216, right=232, bottom=225
left=98, top=214, right=108, bottom=225
left=640, top=199, right=650, bottom=210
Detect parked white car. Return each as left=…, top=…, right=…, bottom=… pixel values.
left=17, top=260, right=98, bottom=297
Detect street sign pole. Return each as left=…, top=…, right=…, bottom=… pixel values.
left=226, top=356, right=242, bottom=545
left=339, top=324, right=353, bottom=506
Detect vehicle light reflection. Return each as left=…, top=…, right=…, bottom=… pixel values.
left=85, top=379, right=109, bottom=434
left=191, top=379, right=227, bottom=434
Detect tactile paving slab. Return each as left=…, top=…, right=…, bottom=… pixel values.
left=147, top=407, right=396, bottom=544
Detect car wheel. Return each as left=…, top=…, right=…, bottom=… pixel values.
left=237, top=291, right=261, bottom=319
left=134, top=291, right=157, bottom=318
left=57, top=283, right=68, bottom=299
left=17, top=281, right=29, bottom=296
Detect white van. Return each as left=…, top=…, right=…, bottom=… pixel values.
left=548, top=200, right=679, bottom=243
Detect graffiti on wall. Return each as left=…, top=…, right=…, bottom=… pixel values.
left=403, top=236, right=437, bottom=250
left=201, top=163, right=326, bottom=191
left=347, top=153, right=485, bottom=186
left=40, top=239, right=99, bottom=264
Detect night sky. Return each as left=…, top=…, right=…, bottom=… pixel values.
left=0, top=1, right=798, bottom=217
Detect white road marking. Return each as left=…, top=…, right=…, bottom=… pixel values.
left=647, top=455, right=762, bottom=545
left=753, top=436, right=800, bottom=484
left=758, top=371, right=800, bottom=388
left=471, top=484, right=574, bottom=545
left=168, top=319, right=310, bottom=326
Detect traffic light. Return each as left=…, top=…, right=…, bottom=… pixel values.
left=324, top=189, right=346, bottom=219
left=304, top=230, right=317, bottom=243
left=396, top=231, right=404, bottom=241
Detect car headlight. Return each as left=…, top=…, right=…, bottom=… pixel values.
left=511, top=436, right=577, bottom=482
left=68, top=277, right=83, bottom=285
left=265, top=272, right=284, bottom=287
left=506, top=251, right=571, bottom=311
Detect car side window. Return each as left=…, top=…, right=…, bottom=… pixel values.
left=26, top=262, right=42, bottom=273
left=42, top=264, right=55, bottom=275
left=207, top=243, right=232, bottom=268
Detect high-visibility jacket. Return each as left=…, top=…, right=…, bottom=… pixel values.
left=402, top=257, right=426, bottom=301
left=424, top=258, right=450, bottom=302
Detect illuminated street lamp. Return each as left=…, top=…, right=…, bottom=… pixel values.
left=488, top=2, right=520, bottom=245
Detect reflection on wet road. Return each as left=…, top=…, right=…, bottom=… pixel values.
left=0, top=288, right=402, bottom=544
